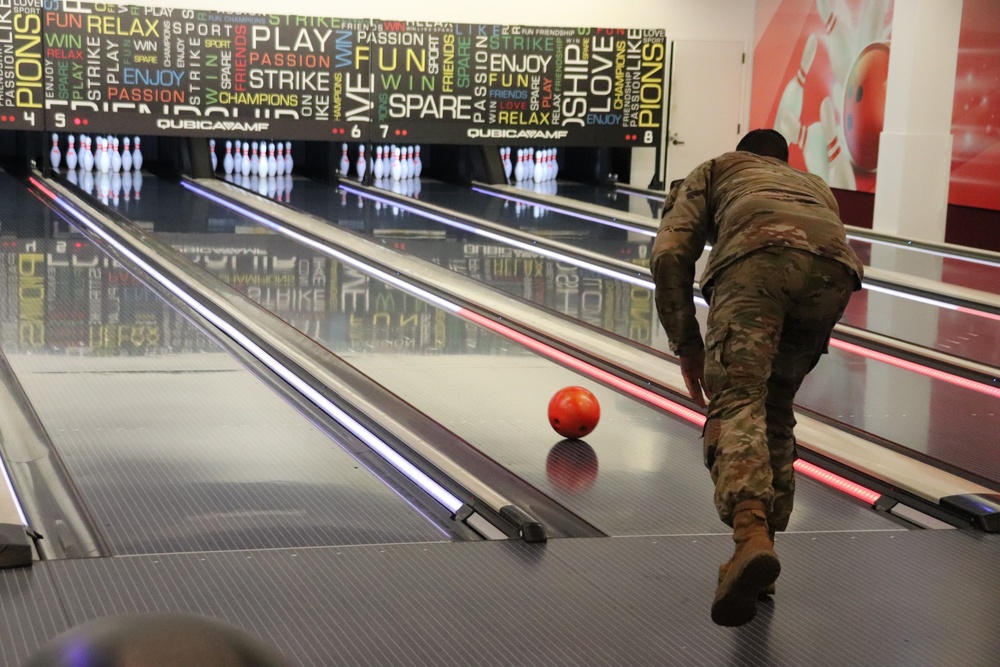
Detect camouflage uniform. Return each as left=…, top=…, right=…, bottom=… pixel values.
left=650, top=151, right=863, bottom=529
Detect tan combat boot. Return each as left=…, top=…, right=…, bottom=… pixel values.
left=711, top=500, right=781, bottom=627
left=718, top=530, right=776, bottom=597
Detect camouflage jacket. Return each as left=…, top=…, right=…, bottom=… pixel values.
left=650, top=151, right=864, bottom=357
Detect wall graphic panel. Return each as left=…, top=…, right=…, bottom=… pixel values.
left=43, top=2, right=372, bottom=140
left=368, top=22, right=666, bottom=146
left=40, top=3, right=665, bottom=146
left=1, top=0, right=44, bottom=129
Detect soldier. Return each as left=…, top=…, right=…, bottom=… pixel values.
left=650, top=129, right=863, bottom=626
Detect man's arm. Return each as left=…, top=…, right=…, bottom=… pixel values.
left=651, top=165, right=712, bottom=406
left=650, top=163, right=711, bottom=358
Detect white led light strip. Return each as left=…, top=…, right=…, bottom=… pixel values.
left=0, top=454, right=28, bottom=525
left=34, top=179, right=465, bottom=515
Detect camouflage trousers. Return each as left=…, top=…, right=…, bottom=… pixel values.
left=702, top=247, right=855, bottom=530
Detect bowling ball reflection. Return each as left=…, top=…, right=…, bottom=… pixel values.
left=546, top=440, right=599, bottom=493
left=843, top=42, right=890, bottom=172
left=25, top=613, right=292, bottom=667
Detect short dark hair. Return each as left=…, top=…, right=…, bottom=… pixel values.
left=736, top=129, right=789, bottom=162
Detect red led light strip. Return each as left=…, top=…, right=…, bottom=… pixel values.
left=462, top=308, right=882, bottom=505
left=956, top=306, right=1000, bottom=323
left=793, top=460, right=882, bottom=504
left=459, top=308, right=706, bottom=426
left=830, top=338, right=1000, bottom=399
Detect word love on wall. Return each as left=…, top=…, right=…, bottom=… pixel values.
left=43, top=2, right=371, bottom=139
left=40, top=1, right=666, bottom=145
left=370, top=22, right=666, bottom=146
left=1, top=0, right=44, bottom=129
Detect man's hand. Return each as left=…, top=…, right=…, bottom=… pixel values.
left=679, top=350, right=709, bottom=408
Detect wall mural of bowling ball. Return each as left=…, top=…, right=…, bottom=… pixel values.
left=545, top=439, right=599, bottom=493
left=843, top=42, right=890, bottom=172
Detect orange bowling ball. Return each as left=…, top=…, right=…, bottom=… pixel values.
left=548, top=386, right=601, bottom=438
left=843, top=42, right=890, bottom=172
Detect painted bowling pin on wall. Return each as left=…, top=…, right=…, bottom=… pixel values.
left=753, top=0, right=894, bottom=193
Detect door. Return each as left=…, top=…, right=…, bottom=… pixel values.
left=664, top=41, right=746, bottom=186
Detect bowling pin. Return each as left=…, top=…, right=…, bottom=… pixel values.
left=267, top=142, right=277, bottom=176
left=817, top=0, right=857, bottom=84
left=533, top=149, right=544, bottom=183
left=356, top=144, right=367, bottom=179
left=122, top=137, right=133, bottom=172
left=382, top=145, right=391, bottom=178
left=373, top=146, right=384, bottom=179
left=774, top=34, right=817, bottom=147
left=98, top=138, right=110, bottom=173
left=401, top=146, right=411, bottom=179
left=414, top=145, right=422, bottom=179
left=502, top=147, right=512, bottom=180
left=241, top=144, right=251, bottom=176
left=50, top=133, right=61, bottom=169
left=83, top=136, right=94, bottom=172
left=132, top=137, right=143, bottom=171
left=66, top=135, right=77, bottom=170
left=258, top=143, right=269, bottom=178
left=223, top=140, right=234, bottom=175
left=339, top=143, right=350, bottom=176
left=857, top=0, right=887, bottom=49
left=284, top=141, right=293, bottom=174
left=210, top=139, right=218, bottom=172
left=276, top=143, right=285, bottom=176
left=796, top=121, right=829, bottom=182
left=390, top=146, right=402, bottom=181
left=820, top=96, right=856, bottom=189
left=233, top=140, right=243, bottom=175
left=111, top=138, right=122, bottom=173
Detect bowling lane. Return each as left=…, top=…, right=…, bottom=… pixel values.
left=509, top=181, right=664, bottom=219
left=262, top=176, right=1000, bottom=489
left=392, top=179, right=1000, bottom=370
left=579, top=180, right=1000, bottom=299
left=0, top=171, right=457, bottom=555
left=99, top=173, right=900, bottom=538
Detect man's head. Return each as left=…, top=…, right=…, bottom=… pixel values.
left=735, top=129, right=789, bottom=162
